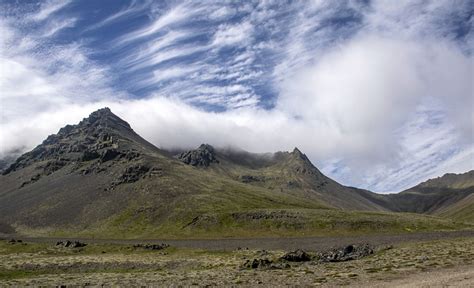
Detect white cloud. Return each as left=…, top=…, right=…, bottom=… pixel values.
left=30, top=0, right=72, bottom=22
left=0, top=1, right=472, bottom=194
left=84, top=0, right=152, bottom=32
left=41, top=17, right=76, bottom=37
left=116, top=3, right=198, bottom=45
left=212, top=21, right=253, bottom=47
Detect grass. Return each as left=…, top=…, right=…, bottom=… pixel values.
left=0, top=237, right=472, bottom=286
left=39, top=206, right=471, bottom=240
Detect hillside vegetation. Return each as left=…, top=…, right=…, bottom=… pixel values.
left=0, top=108, right=472, bottom=238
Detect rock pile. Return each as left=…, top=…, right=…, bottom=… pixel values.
left=132, top=243, right=170, bottom=250
left=318, top=244, right=374, bottom=262
left=56, top=240, right=87, bottom=248
left=280, top=249, right=311, bottom=262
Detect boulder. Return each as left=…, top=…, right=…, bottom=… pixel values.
left=56, top=240, right=87, bottom=248
left=280, top=249, right=311, bottom=262
left=319, top=244, right=373, bottom=262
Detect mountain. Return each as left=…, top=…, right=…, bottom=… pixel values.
left=386, top=171, right=474, bottom=223
left=174, top=144, right=389, bottom=211
left=0, top=108, right=470, bottom=238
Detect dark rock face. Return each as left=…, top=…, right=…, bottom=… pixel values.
left=81, top=150, right=100, bottom=161
left=318, top=244, right=374, bottom=262
left=280, top=249, right=311, bottom=262
left=100, top=149, right=122, bottom=162
left=177, top=144, right=219, bottom=167
left=117, top=165, right=151, bottom=184
left=2, top=108, right=142, bottom=178
left=56, top=240, right=87, bottom=248
left=239, top=175, right=265, bottom=183
left=20, top=174, right=41, bottom=188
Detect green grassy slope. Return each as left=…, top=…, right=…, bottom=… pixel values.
left=436, top=193, right=474, bottom=224
left=0, top=108, right=472, bottom=239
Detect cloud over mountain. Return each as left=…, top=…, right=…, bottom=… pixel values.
left=0, top=0, right=472, bottom=192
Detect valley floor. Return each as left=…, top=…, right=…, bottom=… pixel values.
left=0, top=232, right=473, bottom=287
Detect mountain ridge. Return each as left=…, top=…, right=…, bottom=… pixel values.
left=0, top=108, right=472, bottom=238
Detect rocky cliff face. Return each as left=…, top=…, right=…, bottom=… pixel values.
left=2, top=108, right=162, bottom=189
left=177, top=144, right=219, bottom=167
left=4, top=108, right=130, bottom=174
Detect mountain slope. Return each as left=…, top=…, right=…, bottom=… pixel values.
left=437, top=193, right=474, bottom=224
left=387, top=171, right=474, bottom=214
left=174, top=145, right=389, bottom=211
left=0, top=108, right=469, bottom=238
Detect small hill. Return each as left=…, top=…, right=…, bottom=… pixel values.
left=384, top=171, right=474, bottom=222
left=437, top=193, right=474, bottom=224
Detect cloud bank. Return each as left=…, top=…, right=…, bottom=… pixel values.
left=0, top=1, right=472, bottom=192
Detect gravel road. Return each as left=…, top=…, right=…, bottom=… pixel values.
left=6, top=230, right=474, bottom=251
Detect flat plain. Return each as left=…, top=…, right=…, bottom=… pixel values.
left=1, top=232, right=473, bottom=287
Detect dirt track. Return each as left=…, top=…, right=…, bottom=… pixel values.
left=354, top=264, right=474, bottom=288
left=8, top=230, right=474, bottom=250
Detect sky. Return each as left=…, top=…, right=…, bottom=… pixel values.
left=0, top=0, right=472, bottom=193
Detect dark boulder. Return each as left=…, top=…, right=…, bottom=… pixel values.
left=280, top=249, right=311, bottom=262
left=319, top=244, right=374, bottom=262
left=56, top=240, right=87, bottom=248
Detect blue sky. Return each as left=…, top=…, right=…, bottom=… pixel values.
left=0, top=0, right=472, bottom=192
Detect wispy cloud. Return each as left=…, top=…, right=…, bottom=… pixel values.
left=83, top=0, right=152, bottom=32
left=30, top=0, right=72, bottom=22
left=116, top=2, right=197, bottom=46
left=0, top=1, right=472, bottom=193
left=41, top=17, right=76, bottom=37
left=212, top=20, right=254, bottom=47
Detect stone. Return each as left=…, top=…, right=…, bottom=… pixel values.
left=56, top=240, right=87, bottom=248
left=319, top=243, right=374, bottom=262
left=280, top=249, right=311, bottom=262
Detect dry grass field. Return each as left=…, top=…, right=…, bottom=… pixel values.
left=0, top=235, right=472, bottom=287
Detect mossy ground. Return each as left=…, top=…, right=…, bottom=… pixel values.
left=0, top=236, right=472, bottom=286
left=36, top=207, right=470, bottom=240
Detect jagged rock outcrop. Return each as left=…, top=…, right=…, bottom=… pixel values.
left=2, top=108, right=145, bottom=180
left=177, top=144, right=219, bottom=167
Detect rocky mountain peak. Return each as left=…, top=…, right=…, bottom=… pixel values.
left=77, top=107, right=132, bottom=131
left=290, top=147, right=312, bottom=163
left=2, top=108, right=141, bottom=176
left=177, top=144, right=219, bottom=167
